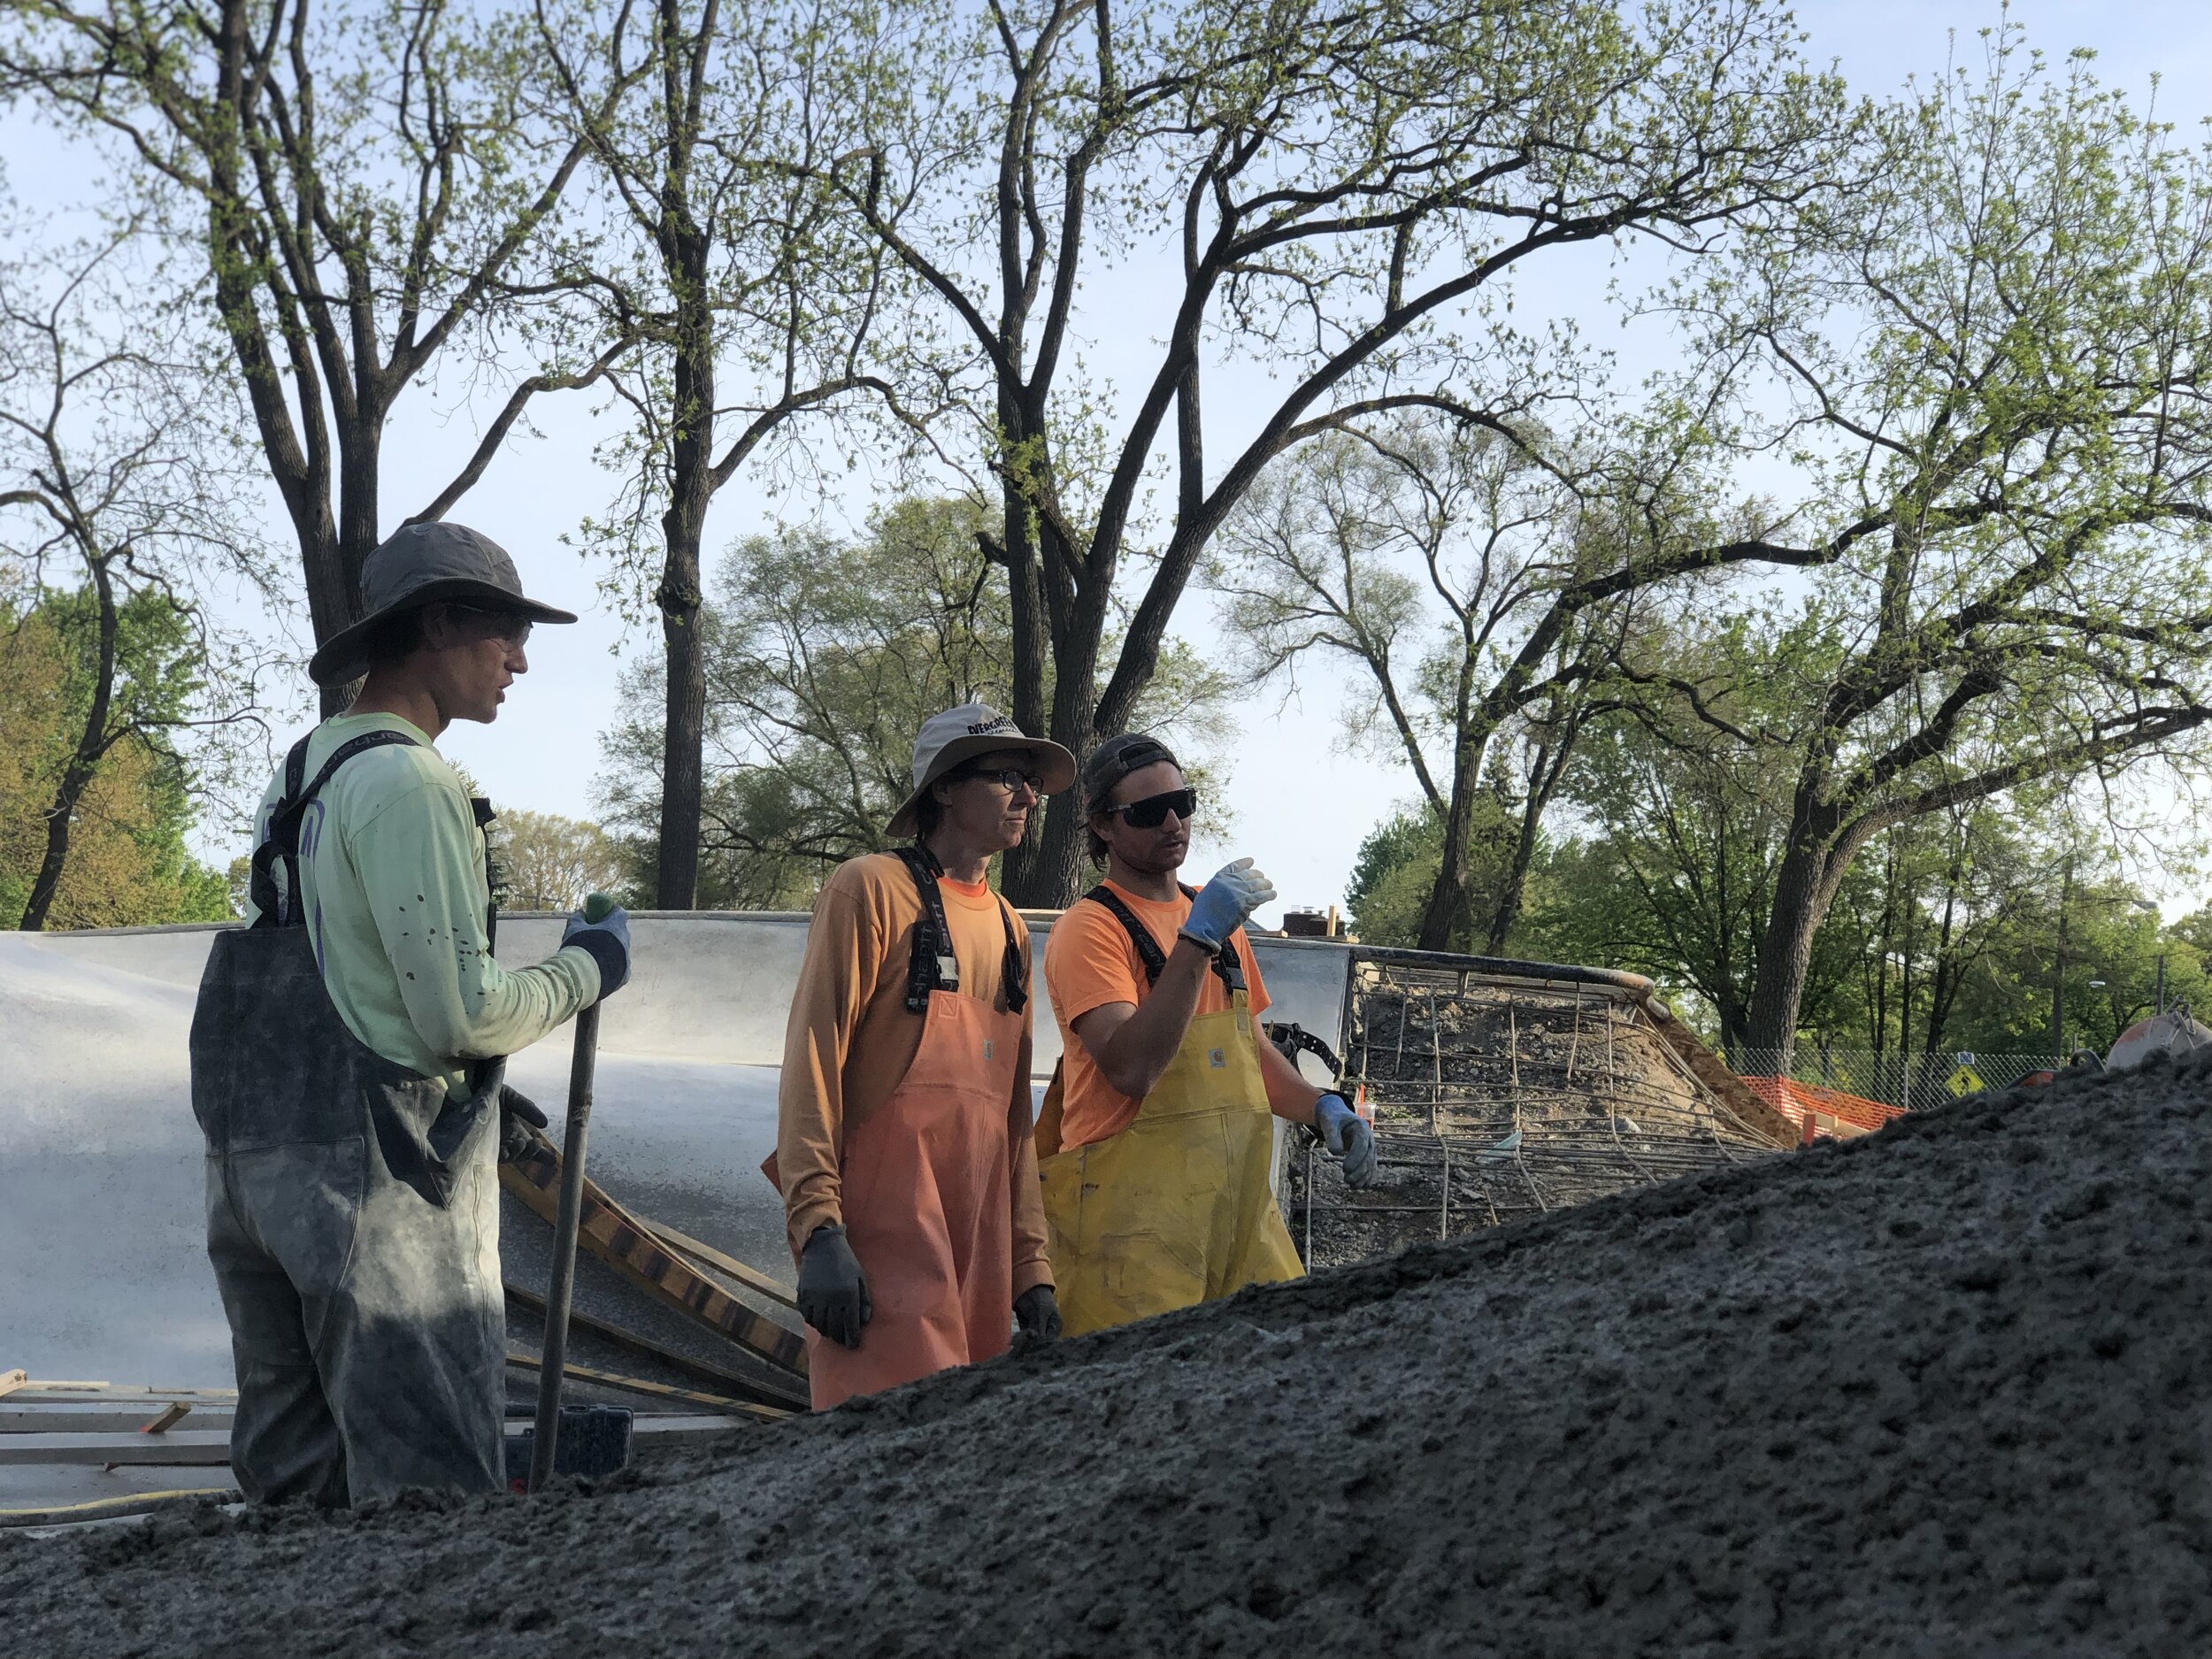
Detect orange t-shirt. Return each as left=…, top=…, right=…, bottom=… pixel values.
left=775, top=853, right=1050, bottom=1294
left=1041, top=879, right=1272, bottom=1151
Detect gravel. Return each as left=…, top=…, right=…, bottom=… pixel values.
left=5, top=1050, right=2206, bottom=1657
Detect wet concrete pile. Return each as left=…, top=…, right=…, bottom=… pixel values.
left=6, top=1052, right=2207, bottom=1657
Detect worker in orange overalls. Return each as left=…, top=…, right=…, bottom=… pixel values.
left=767, top=703, right=1073, bottom=1407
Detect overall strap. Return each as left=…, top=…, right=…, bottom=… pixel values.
left=895, top=846, right=961, bottom=1013
left=895, top=847, right=1029, bottom=1016
left=994, top=896, right=1029, bottom=1015
left=248, top=729, right=423, bottom=929
left=1085, top=885, right=1244, bottom=995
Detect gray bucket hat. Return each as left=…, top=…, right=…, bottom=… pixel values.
left=885, top=702, right=1077, bottom=840
left=308, top=521, right=579, bottom=687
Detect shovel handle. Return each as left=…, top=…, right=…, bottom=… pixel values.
left=527, top=891, right=616, bottom=1493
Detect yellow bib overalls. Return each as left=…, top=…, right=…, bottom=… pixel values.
left=1035, top=890, right=1302, bottom=1337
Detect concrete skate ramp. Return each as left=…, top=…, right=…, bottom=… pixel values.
left=0, top=915, right=1351, bottom=1391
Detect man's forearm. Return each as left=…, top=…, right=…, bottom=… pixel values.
left=1094, top=941, right=1213, bottom=1098
left=1258, top=1034, right=1324, bottom=1125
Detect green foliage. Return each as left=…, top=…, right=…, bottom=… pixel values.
left=0, top=589, right=231, bottom=927
left=600, top=495, right=1232, bottom=907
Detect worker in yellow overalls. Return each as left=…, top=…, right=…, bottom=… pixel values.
left=1036, top=733, right=1377, bottom=1335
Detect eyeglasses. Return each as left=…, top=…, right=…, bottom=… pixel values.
left=449, top=605, right=533, bottom=648
left=1103, top=787, right=1197, bottom=829
left=953, top=767, right=1047, bottom=796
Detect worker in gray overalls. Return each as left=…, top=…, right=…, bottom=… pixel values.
left=190, top=522, right=633, bottom=1504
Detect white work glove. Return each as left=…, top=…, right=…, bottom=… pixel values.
left=1179, top=858, right=1277, bottom=950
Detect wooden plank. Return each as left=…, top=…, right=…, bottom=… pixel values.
left=140, top=1402, right=192, bottom=1434
left=0, top=1430, right=232, bottom=1467
left=4, top=1405, right=237, bottom=1435
left=4, top=1386, right=237, bottom=1402
left=503, top=1283, right=807, bottom=1411
left=503, top=1352, right=788, bottom=1422
left=0, top=1370, right=27, bottom=1402
left=0, top=1416, right=748, bottom=1469
left=637, top=1217, right=800, bottom=1311
left=501, top=1136, right=810, bottom=1376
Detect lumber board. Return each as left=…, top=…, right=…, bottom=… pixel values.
left=3, top=1385, right=237, bottom=1402
left=2, top=1415, right=752, bottom=1468
left=504, top=1282, right=807, bottom=1410
left=503, top=1352, right=789, bottom=1422
left=501, top=1134, right=810, bottom=1375
left=639, top=1216, right=800, bottom=1311
left=3, top=1405, right=236, bottom=1434
left=0, top=1430, right=232, bottom=1467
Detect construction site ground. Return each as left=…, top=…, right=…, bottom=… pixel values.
left=6, top=1047, right=2205, bottom=1657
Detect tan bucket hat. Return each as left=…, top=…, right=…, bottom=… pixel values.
left=308, top=521, right=579, bottom=687
left=885, top=702, right=1077, bottom=839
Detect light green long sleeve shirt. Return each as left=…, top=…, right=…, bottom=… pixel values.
left=247, top=713, right=600, bottom=1097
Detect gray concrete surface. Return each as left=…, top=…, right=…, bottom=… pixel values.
left=0, top=914, right=1350, bottom=1401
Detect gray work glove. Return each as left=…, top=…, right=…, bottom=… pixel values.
left=1013, top=1283, right=1063, bottom=1346
left=561, top=902, right=632, bottom=999
left=1314, top=1092, right=1378, bottom=1187
left=1179, top=857, right=1278, bottom=951
left=797, top=1224, right=870, bottom=1349
left=497, top=1084, right=548, bottom=1164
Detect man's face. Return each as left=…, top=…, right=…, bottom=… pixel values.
left=421, top=604, right=531, bottom=726
left=1094, top=760, right=1192, bottom=877
left=933, top=748, right=1045, bottom=854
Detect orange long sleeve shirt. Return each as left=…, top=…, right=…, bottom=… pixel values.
left=773, top=852, right=1053, bottom=1295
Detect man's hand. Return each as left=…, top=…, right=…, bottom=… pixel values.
left=1179, top=857, right=1277, bottom=951
left=562, top=902, right=633, bottom=999
left=497, top=1084, right=548, bottom=1164
left=1013, top=1284, right=1063, bottom=1347
left=1313, top=1093, right=1378, bottom=1187
left=796, top=1225, right=871, bottom=1348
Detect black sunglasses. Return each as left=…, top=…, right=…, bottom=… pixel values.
left=1103, top=787, right=1197, bottom=829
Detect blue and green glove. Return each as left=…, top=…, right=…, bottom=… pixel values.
left=1179, top=858, right=1277, bottom=951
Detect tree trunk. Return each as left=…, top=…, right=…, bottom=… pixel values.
left=320, top=429, right=385, bottom=717
left=654, top=217, right=715, bottom=910
left=1416, top=724, right=1489, bottom=951
left=19, top=568, right=119, bottom=931
left=1741, top=832, right=1845, bottom=1063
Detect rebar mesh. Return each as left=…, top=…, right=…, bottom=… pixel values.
left=1286, top=956, right=1779, bottom=1267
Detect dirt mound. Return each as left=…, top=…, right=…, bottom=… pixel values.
left=6, top=1056, right=2207, bottom=1658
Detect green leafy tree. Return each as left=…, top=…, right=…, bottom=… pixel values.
left=825, top=0, right=1851, bottom=904
left=1654, top=35, right=2212, bottom=1062
left=601, top=495, right=1230, bottom=907
left=0, top=221, right=267, bottom=928
left=3, top=0, right=626, bottom=710
left=493, top=809, right=624, bottom=911
left=533, top=0, right=923, bottom=908
left=1, top=592, right=232, bottom=927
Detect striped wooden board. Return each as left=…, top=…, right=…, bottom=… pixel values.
left=503, top=1352, right=789, bottom=1422
left=639, top=1217, right=800, bottom=1311
left=501, top=1133, right=810, bottom=1379
left=504, top=1282, right=804, bottom=1409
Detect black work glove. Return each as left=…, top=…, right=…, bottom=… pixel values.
left=1013, top=1283, right=1063, bottom=1347
left=797, top=1224, right=870, bottom=1349
left=498, top=1084, right=548, bottom=1164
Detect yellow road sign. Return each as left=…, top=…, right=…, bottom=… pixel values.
left=1945, top=1063, right=1985, bottom=1097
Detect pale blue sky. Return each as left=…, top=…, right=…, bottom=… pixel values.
left=8, top=1, right=2210, bottom=917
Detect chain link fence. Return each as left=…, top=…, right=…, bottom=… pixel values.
left=1726, top=1047, right=2064, bottom=1116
